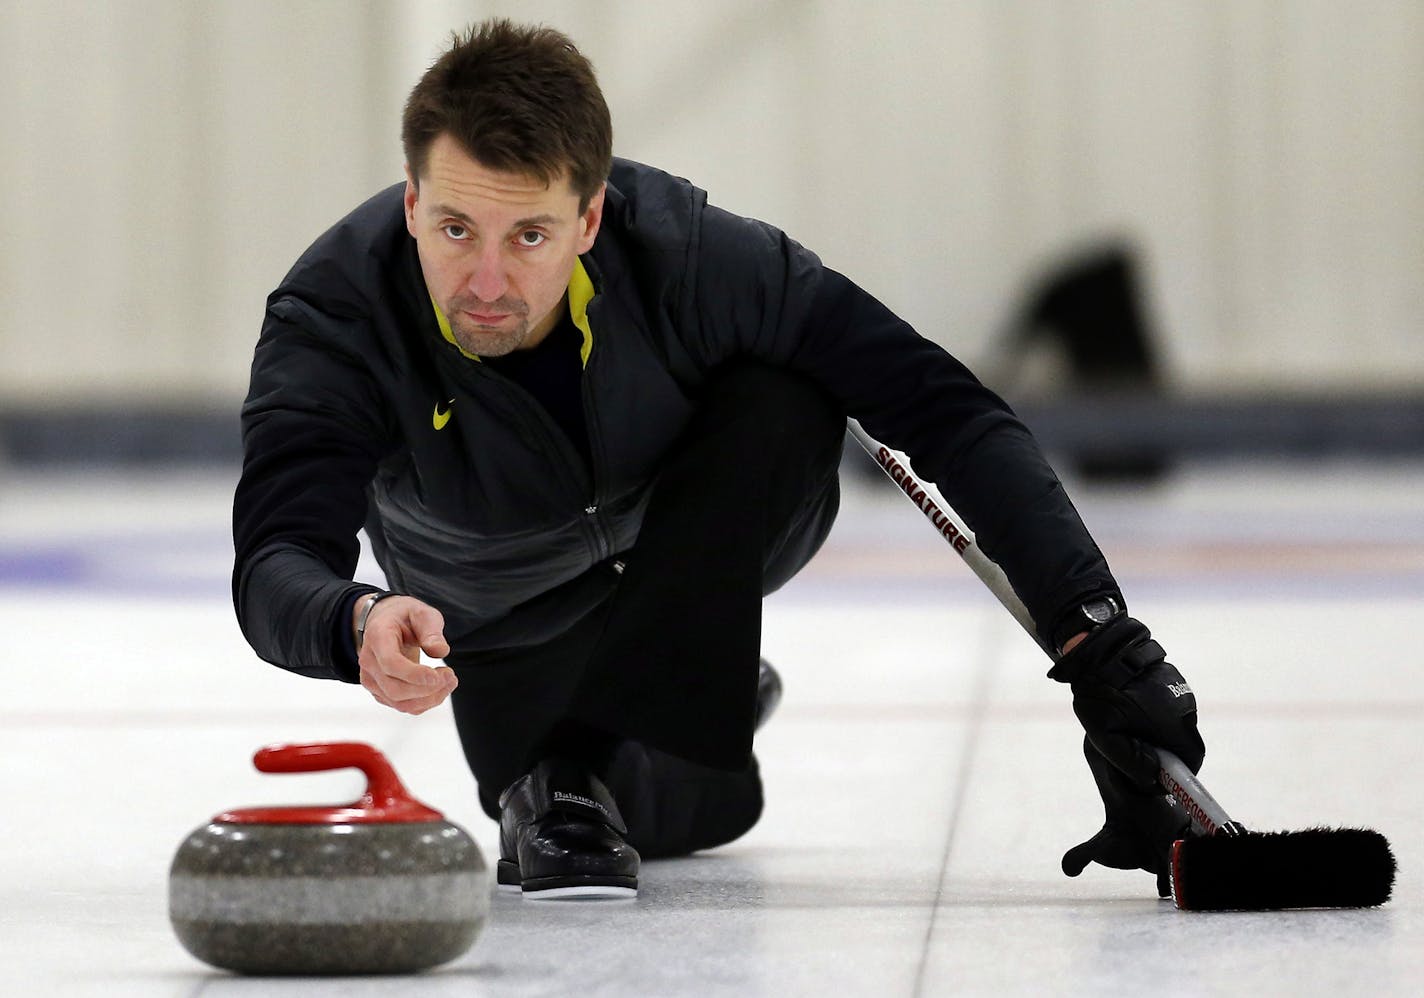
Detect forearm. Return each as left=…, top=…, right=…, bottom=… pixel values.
left=792, top=270, right=1120, bottom=643
left=232, top=363, right=389, bottom=681
left=936, top=419, right=1120, bottom=648
left=234, top=543, right=377, bottom=682
left=681, top=215, right=1121, bottom=643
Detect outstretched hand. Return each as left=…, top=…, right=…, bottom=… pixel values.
left=1050, top=616, right=1203, bottom=894
left=353, top=595, right=456, bottom=715
left=1062, top=738, right=1189, bottom=897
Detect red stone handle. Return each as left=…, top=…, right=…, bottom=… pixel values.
left=216, top=741, right=445, bottom=825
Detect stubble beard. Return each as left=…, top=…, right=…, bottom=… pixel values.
left=446, top=293, right=531, bottom=358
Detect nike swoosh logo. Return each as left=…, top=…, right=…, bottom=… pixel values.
left=433, top=399, right=455, bottom=430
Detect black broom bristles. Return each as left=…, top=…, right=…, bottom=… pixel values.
left=1170, top=827, right=1396, bottom=911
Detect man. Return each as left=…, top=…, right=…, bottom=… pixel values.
left=234, top=20, right=1203, bottom=900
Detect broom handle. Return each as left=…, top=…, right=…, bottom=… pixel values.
left=844, top=421, right=1048, bottom=653
left=1157, top=750, right=1239, bottom=836
left=846, top=420, right=1239, bottom=836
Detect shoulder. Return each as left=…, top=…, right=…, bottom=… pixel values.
left=270, top=183, right=414, bottom=320
left=596, top=158, right=706, bottom=267
left=595, top=159, right=814, bottom=282
left=259, top=184, right=426, bottom=379
left=606, top=159, right=704, bottom=225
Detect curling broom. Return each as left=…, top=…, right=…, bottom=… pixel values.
left=846, top=420, right=1396, bottom=910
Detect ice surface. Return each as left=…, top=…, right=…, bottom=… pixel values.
left=2, top=462, right=1421, bottom=996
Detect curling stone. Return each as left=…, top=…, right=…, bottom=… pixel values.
left=169, top=741, right=488, bottom=975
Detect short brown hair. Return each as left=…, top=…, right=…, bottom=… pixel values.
left=402, top=19, right=612, bottom=209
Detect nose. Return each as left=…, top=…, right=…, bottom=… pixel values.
left=465, top=244, right=509, bottom=303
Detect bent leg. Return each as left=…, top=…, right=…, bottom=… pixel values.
left=451, top=363, right=843, bottom=854
left=447, top=598, right=615, bottom=820
left=572, top=361, right=843, bottom=769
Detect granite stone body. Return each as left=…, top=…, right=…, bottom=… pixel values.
left=169, top=819, right=489, bottom=975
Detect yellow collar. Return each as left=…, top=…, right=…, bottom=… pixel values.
left=431, top=257, right=595, bottom=368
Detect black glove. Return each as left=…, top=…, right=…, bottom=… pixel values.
left=1048, top=615, right=1205, bottom=790
left=1062, top=738, right=1192, bottom=897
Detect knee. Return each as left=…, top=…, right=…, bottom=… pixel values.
left=688, top=763, right=764, bottom=855
left=614, top=748, right=766, bottom=860
left=644, top=768, right=763, bottom=860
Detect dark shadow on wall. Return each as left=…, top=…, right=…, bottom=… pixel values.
left=0, top=406, right=242, bottom=469
left=998, top=242, right=1171, bottom=482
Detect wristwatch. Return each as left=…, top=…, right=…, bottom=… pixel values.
left=1056, top=594, right=1122, bottom=652
left=355, top=591, right=397, bottom=654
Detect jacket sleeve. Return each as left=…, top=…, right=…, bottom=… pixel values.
left=682, top=204, right=1120, bottom=648
left=232, top=299, right=395, bottom=681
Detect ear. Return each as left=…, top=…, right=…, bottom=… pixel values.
left=403, top=165, right=419, bottom=238
left=575, top=183, right=606, bottom=254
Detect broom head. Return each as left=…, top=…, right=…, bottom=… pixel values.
left=1170, top=827, right=1396, bottom=911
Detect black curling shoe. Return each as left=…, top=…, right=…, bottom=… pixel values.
left=497, top=759, right=639, bottom=899
left=755, top=658, right=782, bottom=731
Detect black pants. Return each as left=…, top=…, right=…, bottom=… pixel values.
left=447, top=363, right=845, bottom=857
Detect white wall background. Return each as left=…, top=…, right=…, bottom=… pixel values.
left=1, top=0, right=1421, bottom=405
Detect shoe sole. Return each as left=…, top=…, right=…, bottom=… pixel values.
left=497, top=858, right=638, bottom=899
left=524, top=883, right=638, bottom=900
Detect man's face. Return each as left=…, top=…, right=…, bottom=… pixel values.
left=404, top=133, right=604, bottom=356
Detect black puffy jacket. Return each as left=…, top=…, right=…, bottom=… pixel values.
left=233, top=159, right=1118, bottom=681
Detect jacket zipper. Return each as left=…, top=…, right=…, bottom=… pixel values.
left=579, top=297, right=614, bottom=563
left=466, top=342, right=613, bottom=566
